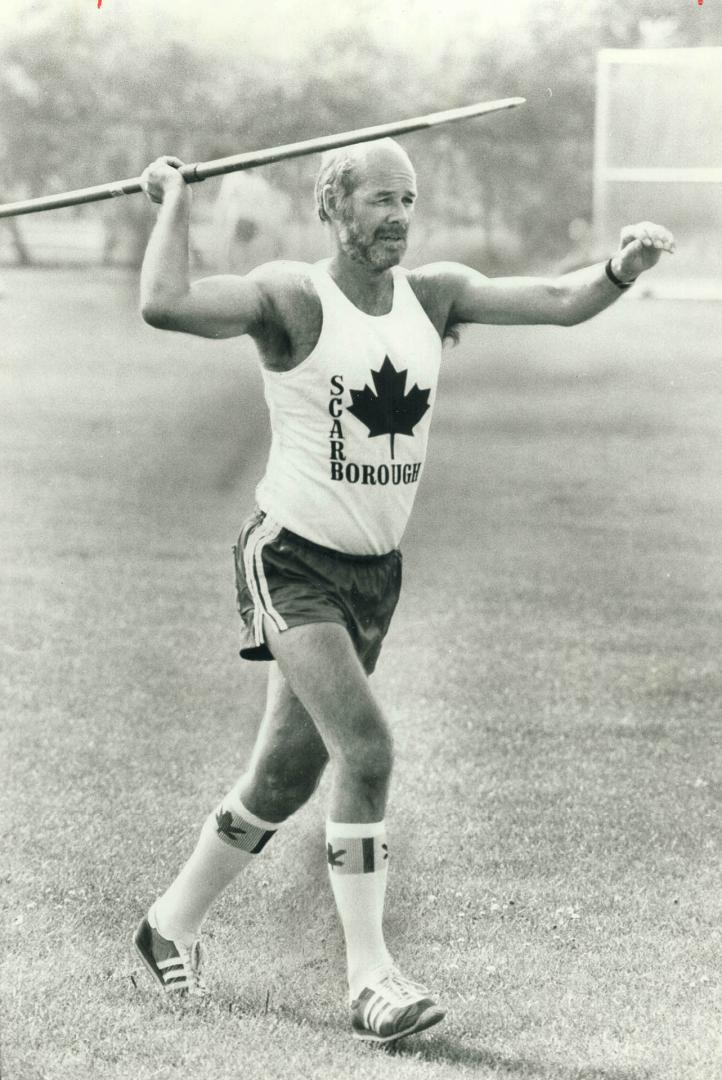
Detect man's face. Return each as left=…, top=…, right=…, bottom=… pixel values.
left=334, top=147, right=417, bottom=270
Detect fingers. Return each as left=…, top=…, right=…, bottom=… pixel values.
left=140, top=168, right=160, bottom=204
left=140, top=155, right=187, bottom=204
left=654, top=225, right=676, bottom=253
left=143, top=154, right=185, bottom=173
left=614, top=221, right=677, bottom=282
left=620, top=222, right=676, bottom=254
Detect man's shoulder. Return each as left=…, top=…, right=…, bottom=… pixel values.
left=408, top=261, right=488, bottom=291
left=405, top=262, right=488, bottom=338
left=245, top=260, right=322, bottom=348
left=247, top=259, right=322, bottom=327
left=247, top=259, right=318, bottom=296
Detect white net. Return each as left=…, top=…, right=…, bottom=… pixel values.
left=593, top=47, right=722, bottom=298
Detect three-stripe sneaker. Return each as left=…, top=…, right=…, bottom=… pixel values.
left=133, top=913, right=208, bottom=996
left=350, top=967, right=445, bottom=1044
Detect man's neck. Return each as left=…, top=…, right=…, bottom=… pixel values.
left=327, top=254, right=395, bottom=316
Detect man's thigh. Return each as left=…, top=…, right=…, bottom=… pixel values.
left=261, top=618, right=389, bottom=757
left=246, top=663, right=328, bottom=776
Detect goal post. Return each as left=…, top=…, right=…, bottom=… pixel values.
left=593, top=47, right=722, bottom=299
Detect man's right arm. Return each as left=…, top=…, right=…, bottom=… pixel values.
left=139, top=156, right=265, bottom=339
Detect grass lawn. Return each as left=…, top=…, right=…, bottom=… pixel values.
left=1, top=268, right=721, bottom=1080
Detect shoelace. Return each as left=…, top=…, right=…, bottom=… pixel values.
left=375, top=967, right=428, bottom=1005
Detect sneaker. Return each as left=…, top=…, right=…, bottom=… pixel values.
left=133, top=914, right=207, bottom=996
left=350, top=967, right=445, bottom=1044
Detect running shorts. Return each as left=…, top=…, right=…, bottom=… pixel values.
left=233, top=508, right=402, bottom=675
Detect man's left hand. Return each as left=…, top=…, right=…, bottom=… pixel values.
left=611, top=222, right=676, bottom=283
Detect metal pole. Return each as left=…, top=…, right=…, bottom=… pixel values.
left=0, top=98, right=524, bottom=220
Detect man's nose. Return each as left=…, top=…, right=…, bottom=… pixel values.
left=387, top=201, right=409, bottom=225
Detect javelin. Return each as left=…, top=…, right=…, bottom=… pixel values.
left=0, top=97, right=524, bottom=220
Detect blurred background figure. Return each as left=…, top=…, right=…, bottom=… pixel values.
left=0, top=0, right=719, bottom=285
left=210, top=173, right=291, bottom=273
left=556, top=217, right=608, bottom=274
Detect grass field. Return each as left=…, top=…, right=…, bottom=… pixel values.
left=1, top=268, right=721, bottom=1080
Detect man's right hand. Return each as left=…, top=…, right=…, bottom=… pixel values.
left=140, top=156, right=188, bottom=205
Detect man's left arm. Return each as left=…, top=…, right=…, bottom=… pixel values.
left=441, top=221, right=676, bottom=328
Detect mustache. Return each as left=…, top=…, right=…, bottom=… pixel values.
left=376, top=228, right=407, bottom=240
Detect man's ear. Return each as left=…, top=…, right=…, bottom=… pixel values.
left=321, top=184, right=337, bottom=221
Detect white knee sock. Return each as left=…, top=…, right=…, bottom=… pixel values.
left=326, top=819, right=393, bottom=1000
left=152, top=789, right=281, bottom=947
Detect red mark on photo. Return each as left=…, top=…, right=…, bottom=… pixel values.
left=98, top=0, right=102, bottom=8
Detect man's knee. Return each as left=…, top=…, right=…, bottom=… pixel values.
left=248, top=748, right=328, bottom=813
left=274, top=757, right=328, bottom=805
left=337, top=716, right=394, bottom=787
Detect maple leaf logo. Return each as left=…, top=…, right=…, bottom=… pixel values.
left=327, top=842, right=346, bottom=868
left=215, top=809, right=246, bottom=841
left=347, top=356, right=430, bottom=459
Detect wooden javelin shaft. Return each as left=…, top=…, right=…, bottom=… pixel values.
left=0, top=97, right=524, bottom=220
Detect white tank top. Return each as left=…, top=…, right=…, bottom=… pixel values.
left=255, top=260, right=442, bottom=555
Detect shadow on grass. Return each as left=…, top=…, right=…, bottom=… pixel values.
left=389, top=1033, right=650, bottom=1080
left=201, top=990, right=649, bottom=1080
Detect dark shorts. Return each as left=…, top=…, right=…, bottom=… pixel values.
left=233, top=509, right=402, bottom=674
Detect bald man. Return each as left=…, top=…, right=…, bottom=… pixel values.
left=133, top=140, right=675, bottom=1044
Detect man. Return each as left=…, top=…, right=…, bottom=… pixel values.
left=133, top=139, right=675, bottom=1045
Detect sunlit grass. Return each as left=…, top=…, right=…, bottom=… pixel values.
left=1, top=270, right=721, bottom=1079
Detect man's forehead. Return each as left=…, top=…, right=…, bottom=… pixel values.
left=352, top=141, right=416, bottom=189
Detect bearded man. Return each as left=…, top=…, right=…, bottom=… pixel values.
left=133, top=138, right=674, bottom=1045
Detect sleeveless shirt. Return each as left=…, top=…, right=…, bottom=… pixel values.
left=255, top=260, right=442, bottom=555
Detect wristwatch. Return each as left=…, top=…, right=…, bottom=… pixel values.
left=605, top=258, right=636, bottom=290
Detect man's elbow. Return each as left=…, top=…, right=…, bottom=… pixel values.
left=557, top=305, right=585, bottom=327
left=551, top=284, right=586, bottom=327
left=141, top=302, right=175, bottom=330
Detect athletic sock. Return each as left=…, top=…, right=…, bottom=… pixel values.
left=326, top=819, right=393, bottom=1001
left=152, top=789, right=281, bottom=947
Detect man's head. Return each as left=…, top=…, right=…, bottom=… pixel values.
left=315, top=139, right=417, bottom=270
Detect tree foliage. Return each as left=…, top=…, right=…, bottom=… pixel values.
left=0, top=1, right=717, bottom=267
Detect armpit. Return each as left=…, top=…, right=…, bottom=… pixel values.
left=407, top=268, right=454, bottom=342
left=251, top=262, right=323, bottom=371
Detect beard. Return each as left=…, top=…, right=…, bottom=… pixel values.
left=338, top=211, right=408, bottom=269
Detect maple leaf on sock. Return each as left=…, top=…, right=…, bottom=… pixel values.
left=347, top=356, right=430, bottom=459
left=327, top=842, right=347, bottom=868
left=215, top=809, right=246, bottom=839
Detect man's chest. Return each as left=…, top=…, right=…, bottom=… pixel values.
left=254, top=269, right=448, bottom=373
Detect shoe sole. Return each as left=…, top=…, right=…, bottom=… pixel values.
left=352, top=1004, right=446, bottom=1045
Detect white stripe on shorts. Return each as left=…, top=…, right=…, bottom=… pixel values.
left=242, top=517, right=289, bottom=645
